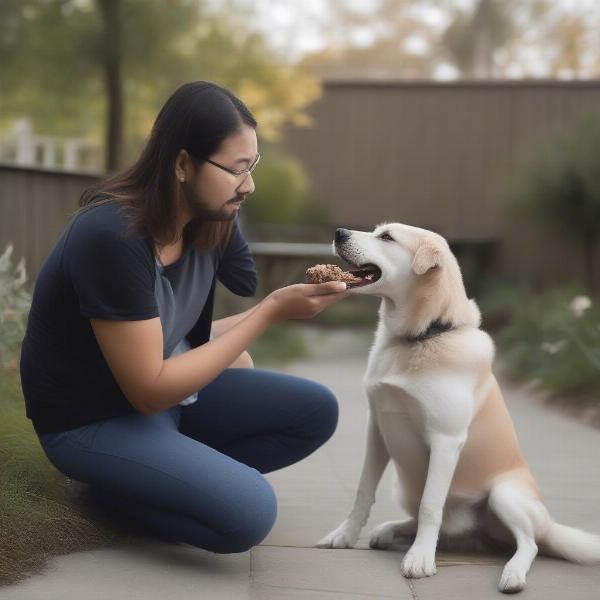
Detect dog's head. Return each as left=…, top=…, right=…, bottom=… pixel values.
left=333, top=222, right=481, bottom=336
left=332, top=222, right=446, bottom=293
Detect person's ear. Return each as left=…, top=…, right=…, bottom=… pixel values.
left=411, top=243, right=442, bottom=275
left=175, top=149, right=193, bottom=182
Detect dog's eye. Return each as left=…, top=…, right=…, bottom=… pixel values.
left=378, top=233, right=394, bottom=241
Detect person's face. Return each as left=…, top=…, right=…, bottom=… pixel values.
left=177, top=124, right=258, bottom=223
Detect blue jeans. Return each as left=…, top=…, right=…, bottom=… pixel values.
left=37, top=368, right=339, bottom=554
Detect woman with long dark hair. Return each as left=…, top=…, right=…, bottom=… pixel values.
left=19, top=81, right=349, bottom=553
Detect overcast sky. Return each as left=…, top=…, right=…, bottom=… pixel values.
left=219, top=0, right=600, bottom=78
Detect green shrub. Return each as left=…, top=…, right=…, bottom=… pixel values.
left=479, top=281, right=600, bottom=402
left=310, top=295, right=379, bottom=328
left=243, top=145, right=327, bottom=225
left=505, top=111, right=600, bottom=295
left=0, top=242, right=31, bottom=372
left=248, top=321, right=309, bottom=366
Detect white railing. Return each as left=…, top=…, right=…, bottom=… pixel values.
left=0, top=118, right=103, bottom=174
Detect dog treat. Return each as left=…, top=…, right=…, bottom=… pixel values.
left=305, top=264, right=363, bottom=285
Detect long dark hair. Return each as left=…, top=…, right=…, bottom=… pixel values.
left=71, top=81, right=257, bottom=252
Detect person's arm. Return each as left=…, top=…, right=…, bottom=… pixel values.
left=211, top=304, right=260, bottom=337
left=91, top=281, right=347, bottom=416
left=147, top=299, right=274, bottom=412
left=90, top=301, right=270, bottom=415
left=211, top=306, right=259, bottom=368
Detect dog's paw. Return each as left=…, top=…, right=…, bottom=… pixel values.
left=369, top=521, right=401, bottom=550
left=401, top=545, right=437, bottom=578
left=316, top=520, right=360, bottom=549
left=498, top=563, right=527, bottom=594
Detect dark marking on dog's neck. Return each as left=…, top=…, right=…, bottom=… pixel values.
left=400, top=319, right=456, bottom=344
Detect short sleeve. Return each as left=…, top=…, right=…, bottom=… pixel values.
left=216, top=218, right=258, bottom=297
left=65, top=222, right=159, bottom=321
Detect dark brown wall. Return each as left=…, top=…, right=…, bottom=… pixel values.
left=281, top=79, right=600, bottom=290
left=0, top=163, right=97, bottom=289
left=4, top=80, right=600, bottom=295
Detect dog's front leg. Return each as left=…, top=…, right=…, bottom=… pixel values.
left=317, top=410, right=390, bottom=548
left=401, top=432, right=466, bottom=578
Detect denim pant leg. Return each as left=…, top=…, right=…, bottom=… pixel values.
left=179, top=367, right=340, bottom=474
left=37, top=405, right=277, bottom=554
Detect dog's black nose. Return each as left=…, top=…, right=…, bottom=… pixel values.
left=335, top=228, right=351, bottom=243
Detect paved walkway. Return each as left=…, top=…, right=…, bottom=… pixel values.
left=2, top=340, right=600, bottom=599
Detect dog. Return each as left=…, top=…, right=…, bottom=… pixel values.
left=316, top=223, right=600, bottom=593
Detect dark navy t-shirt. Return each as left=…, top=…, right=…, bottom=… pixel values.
left=19, top=201, right=257, bottom=435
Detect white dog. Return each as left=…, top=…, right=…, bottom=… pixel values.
left=316, top=223, right=600, bottom=593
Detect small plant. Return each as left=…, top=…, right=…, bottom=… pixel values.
left=0, top=242, right=31, bottom=372
left=479, top=281, right=600, bottom=403
left=243, top=145, right=328, bottom=226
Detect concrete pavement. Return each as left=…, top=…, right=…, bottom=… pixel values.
left=2, top=330, right=599, bottom=599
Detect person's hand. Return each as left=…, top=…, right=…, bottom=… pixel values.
left=263, top=281, right=350, bottom=324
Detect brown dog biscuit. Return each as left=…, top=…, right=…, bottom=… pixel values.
left=305, top=264, right=362, bottom=285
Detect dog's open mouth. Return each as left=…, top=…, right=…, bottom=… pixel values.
left=344, top=262, right=382, bottom=288
left=305, top=262, right=382, bottom=288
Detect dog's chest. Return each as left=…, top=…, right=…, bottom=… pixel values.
left=363, top=344, right=419, bottom=416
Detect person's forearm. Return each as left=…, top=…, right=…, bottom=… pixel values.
left=147, top=299, right=275, bottom=413
left=211, top=304, right=260, bottom=336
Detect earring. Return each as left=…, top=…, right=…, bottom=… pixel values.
left=180, top=176, right=185, bottom=182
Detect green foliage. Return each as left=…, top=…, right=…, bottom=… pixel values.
left=505, top=111, right=600, bottom=250
left=248, top=322, right=309, bottom=366
left=310, top=295, right=379, bottom=328
left=244, top=146, right=327, bottom=225
left=0, top=0, right=103, bottom=134
left=0, top=0, right=321, bottom=164
left=0, top=243, right=31, bottom=372
left=479, top=281, right=600, bottom=401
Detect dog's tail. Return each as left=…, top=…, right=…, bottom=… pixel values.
left=540, top=521, right=600, bottom=564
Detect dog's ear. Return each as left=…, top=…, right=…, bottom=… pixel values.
left=411, top=243, right=442, bottom=275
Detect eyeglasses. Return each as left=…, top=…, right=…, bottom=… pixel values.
left=205, top=152, right=260, bottom=178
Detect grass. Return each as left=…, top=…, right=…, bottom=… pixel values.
left=0, top=368, right=160, bottom=588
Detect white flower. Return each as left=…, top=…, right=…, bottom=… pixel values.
left=0, top=242, right=14, bottom=272
left=569, top=295, right=592, bottom=318
left=541, top=340, right=566, bottom=354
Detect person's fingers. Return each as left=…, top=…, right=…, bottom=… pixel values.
left=304, top=281, right=347, bottom=296
left=317, top=290, right=351, bottom=304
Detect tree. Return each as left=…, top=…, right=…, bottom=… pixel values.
left=98, top=0, right=123, bottom=172
left=441, top=0, right=515, bottom=78
left=287, top=0, right=600, bottom=80
left=0, top=0, right=320, bottom=169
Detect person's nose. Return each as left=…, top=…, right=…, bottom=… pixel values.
left=237, top=172, right=255, bottom=195
left=335, top=228, right=352, bottom=243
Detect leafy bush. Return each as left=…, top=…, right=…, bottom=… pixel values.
left=243, top=145, right=328, bottom=225
left=248, top=321, right=309, bottom=366
left=505, top=111, right=600, bottom=294
left=0, top=242, right=31, bottom=372
left=479, top=281, right=600, bottom=402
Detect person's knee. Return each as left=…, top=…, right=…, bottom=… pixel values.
left=310, top=384, right=339, bottom=442
left=216, top=475, right=278, bottom=553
